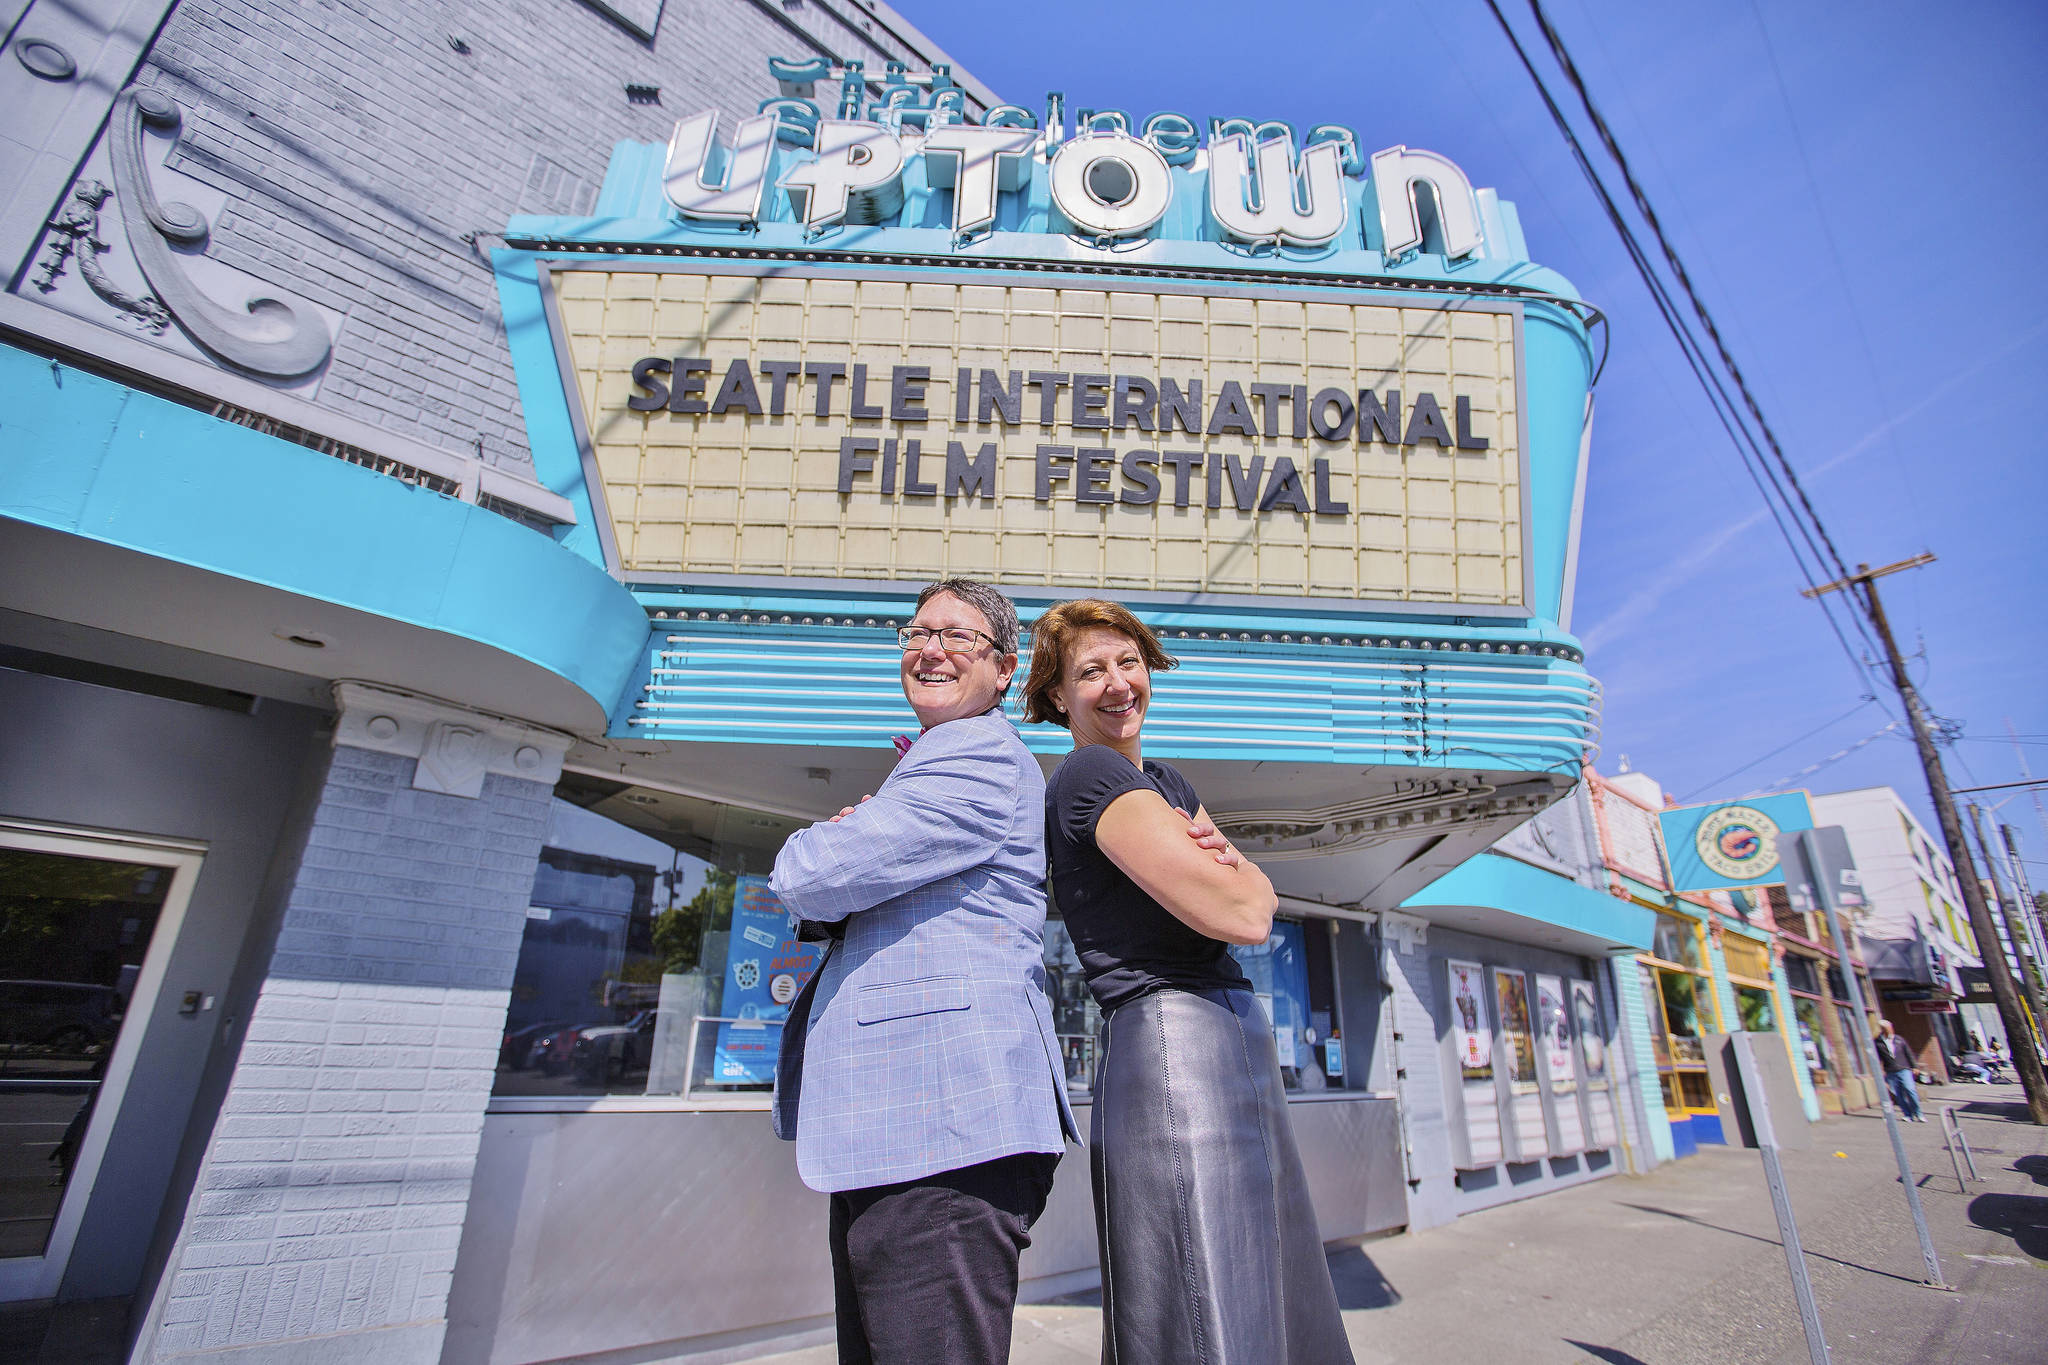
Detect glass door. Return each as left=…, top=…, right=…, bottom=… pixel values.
left=0, top=822, right=201, bottom=1300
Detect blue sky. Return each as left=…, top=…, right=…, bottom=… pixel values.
left=902, top=0, right=2048, bottom=864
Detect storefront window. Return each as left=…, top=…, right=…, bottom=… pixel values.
left=497, top=784, right=1357, bottom=1103
left=1793, top=996, right=1832, bottom=1082
left=1834, top=1005, right=1871, bottom=1076
left=1652, top=913, right=1703, bottom=970
left=496, top=781, right=809, bottom=1100
left=1639, top=956, right=1714, bottom=1115
left=1657, top=969, right=1705, bottom=1064
left=1230, top=917, right=1348, bottom=1092
left=1042, top=915, right=1098, bottom=1091
left=1735, top=986, right=1777, bottom=1032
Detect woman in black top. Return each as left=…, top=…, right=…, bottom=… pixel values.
left=1023, top=599, right=1353, bottom=1365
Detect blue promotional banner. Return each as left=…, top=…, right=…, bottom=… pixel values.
left=1657, top=793, right=1815, bottom=892
left=711, top=875, right=823, bottom=1085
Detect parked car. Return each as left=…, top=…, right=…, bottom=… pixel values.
left=572, top=1011, right=657, bottom=1085
left=530, top=1022, right=609, bottom=1076
left=0, top=980, right=122, bottom=1053
left=500, top=1019, right=571, bottom=1070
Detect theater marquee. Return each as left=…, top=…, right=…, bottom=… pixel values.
left=542, top=261, right=1531, bottom=610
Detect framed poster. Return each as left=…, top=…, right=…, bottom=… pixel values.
left=1572, top=977, right=1620, bottom=1148
left=1449, top=960, right=1493, bottom=1080
left=710, top=876, right=824, bottom=1085
left=1535, top=973, right=1585, bottom=1153
left=1493, top=967, right=1548, bottom=1160
left=1444, top=959, right=1501, bottom=1169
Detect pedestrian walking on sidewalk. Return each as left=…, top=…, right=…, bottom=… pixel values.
left=1026, top=599, right=1355, bottom=1365
left=1875, top=1019, right=1924, bottom=1121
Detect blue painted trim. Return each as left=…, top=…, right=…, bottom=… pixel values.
left=493, top=249, right=608, bottom=569
left=1402, top=853, right=1656, bottom=951
left=637, top=586, right=1587, bottom=650
left=1522, top=305, right=1594, bottom=623
left=622, top=620, right=1598, bottom=771
left=0, top=343, right=648, bottom=716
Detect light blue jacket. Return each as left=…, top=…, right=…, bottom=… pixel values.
left=770, top=708, right=1078, bottom=1193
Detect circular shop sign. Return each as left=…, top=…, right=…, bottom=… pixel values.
left=1695, top=805, right=1782, bottom=881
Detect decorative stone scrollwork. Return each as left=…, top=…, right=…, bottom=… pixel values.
left=98, top=87, right=332, bottom=377
left=32, top=180, right=172, bottom=331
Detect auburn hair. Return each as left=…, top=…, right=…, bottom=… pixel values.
left=1021, top=599, right=1177, bottom=728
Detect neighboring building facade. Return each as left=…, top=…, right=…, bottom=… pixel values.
left=1585, top=768, right=1832, bottom=1152
left=0, top=2, right=1608, bottom=1361
left=1813, top=786, right=2002, bottom=1069
left=1393, top=780, right=1657, bottom=1225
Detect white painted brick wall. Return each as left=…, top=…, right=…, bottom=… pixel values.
left=142, top=745, right=553, bottom=1360
left=130, top=0, right=983, bottom=482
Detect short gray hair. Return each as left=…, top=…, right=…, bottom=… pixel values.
left=916, top=578, right=1020, bottom=657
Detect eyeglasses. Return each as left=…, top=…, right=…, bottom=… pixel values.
left=897, top=626, right=996, bottom=653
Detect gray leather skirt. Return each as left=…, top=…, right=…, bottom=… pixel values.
left=1091, top=986, right=1354, bottom=1365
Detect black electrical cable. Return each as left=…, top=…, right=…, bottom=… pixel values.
left=1519, top=0, right=1877, bottom=640
left=1477, top=0, right=1882, bottom=685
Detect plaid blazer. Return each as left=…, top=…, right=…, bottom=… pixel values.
left=770, top=709, right=1079, bottom=1193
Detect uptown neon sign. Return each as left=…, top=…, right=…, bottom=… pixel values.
left=661, top=56, right=1486, bottom=258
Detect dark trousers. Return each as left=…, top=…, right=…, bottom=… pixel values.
left=828, top=1151, right=1060, bottom=1365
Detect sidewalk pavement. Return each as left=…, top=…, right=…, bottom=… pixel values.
left=754, top=1080, right=2048, bottom=1364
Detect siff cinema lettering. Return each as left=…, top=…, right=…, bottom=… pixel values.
left=626, top=354, right=1494, bottom=514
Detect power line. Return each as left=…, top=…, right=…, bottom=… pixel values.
left=1676, top=698, right=1878, bottom=802
left=1517, top=0, right=1871, bottom=617
left=1477, top=0, right=1882, bottom=687
left=1748, top=721, right=1901, bottom=797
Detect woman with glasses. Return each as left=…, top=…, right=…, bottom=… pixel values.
left=769, top=579, right=1079, bottom=1365
left=1022, top=598, right=1354, bottom=1365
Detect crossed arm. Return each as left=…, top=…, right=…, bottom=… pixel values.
left=770, top=730, right=1011, bottom=923
left=1094, top=789, right=1277, bottom=945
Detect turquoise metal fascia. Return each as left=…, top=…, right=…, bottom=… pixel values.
left=494, top=248, right=608, bottom=570
left=632, top=587, right=1587, bottom=654
left=0, top=343, right=648, bottom=715
left=619, top=617, right=1598, bottom=773
left=1403, top=851, right=1657, bottom=951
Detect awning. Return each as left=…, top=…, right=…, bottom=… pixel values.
left=1402, top=850, right=1655, bottom=955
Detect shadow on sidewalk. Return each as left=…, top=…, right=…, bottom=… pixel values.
left=1565, top=1341, right=1651, bottom=1364
left=1325, top=1245, right=1400, bottom=1310
left=1953, top=1099, right=2034, bottom=1123
left=2014, top=1154, right=2048, bottom=1187
left=1615, top=1204, right=1927, bottom=1285
left=1967, top=1192, right=2048, bottom=1259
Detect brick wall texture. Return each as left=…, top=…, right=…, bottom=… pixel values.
left=149, top=746, right=552, bottom=1357
left=132, top=0, right=985, bottom=482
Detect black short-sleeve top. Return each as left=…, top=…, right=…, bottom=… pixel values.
left=1045, top=744, right=1252, bottom=1011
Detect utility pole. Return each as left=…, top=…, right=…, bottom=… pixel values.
left=1804, top=554, right=2048, bottom=1124
left=2000, top=824, right=2048, bottom=987
left=1970, top=803, right=2048, bottom=1043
